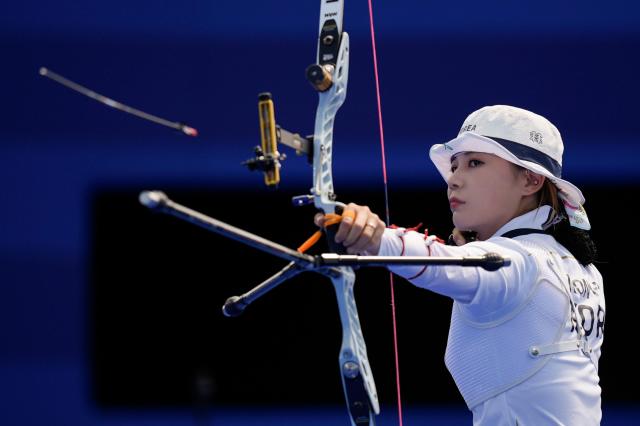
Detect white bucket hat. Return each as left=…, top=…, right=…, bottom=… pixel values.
left=429, top=105, right=590, bottom=230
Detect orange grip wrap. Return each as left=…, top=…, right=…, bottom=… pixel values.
left=297, top=212, right=348, bottom=253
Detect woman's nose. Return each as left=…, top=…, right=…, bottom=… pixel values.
left=447, top=170, right=462, bottom=190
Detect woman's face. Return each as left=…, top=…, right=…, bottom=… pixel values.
left=447, top=152, right=530, bottom=240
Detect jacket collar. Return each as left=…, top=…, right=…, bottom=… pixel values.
left=491, top=205, right=553, bottom=239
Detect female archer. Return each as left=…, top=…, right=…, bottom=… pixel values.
left=317, top=105, right=605, bottom=425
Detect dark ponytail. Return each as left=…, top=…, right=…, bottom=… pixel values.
left=539, top=179, right=598, bottom=266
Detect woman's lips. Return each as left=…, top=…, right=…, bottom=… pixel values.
left=449, top=197, right=465, bottom=209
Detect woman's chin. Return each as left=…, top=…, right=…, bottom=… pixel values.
left=451, top=213, right=469, bottom=230
left=452, top=218, right=478, bottom=234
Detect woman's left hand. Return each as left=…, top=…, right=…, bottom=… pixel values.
left=314, top=203, right=386, bottom=255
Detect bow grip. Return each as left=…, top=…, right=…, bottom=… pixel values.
left=324, top=205, right=349, bottom=255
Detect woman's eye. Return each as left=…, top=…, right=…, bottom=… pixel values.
left=450, top=165, right=458, bottom=173
left=469, top=159, right=483, bottom=167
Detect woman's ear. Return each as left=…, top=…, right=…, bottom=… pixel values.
left=523, top=170, right=545, bottom=195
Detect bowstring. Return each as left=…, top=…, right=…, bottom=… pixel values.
left=367, top=1, right=404, bottom=425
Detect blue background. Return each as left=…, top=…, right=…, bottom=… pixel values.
left=1, top=1, right=639, bottom=424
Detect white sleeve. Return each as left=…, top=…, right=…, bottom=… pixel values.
left=378, top=228, right=537, bottom=318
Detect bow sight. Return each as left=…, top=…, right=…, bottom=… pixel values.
left=242, top=92, right=313, bottom=187
left=243, top=5, right=343, bottom=189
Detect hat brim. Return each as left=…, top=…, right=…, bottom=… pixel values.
left=429, top=132, right=585, bottom=205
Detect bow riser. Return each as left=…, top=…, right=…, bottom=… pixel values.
left=312, top=31, right=350, bottom=214
left=311, top=7, right=381, bottom=422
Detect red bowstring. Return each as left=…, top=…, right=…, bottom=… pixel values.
left=367, top=1, right=404, bottom=425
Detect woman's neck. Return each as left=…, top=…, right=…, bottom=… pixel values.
left=476, top=198, right=540, bottom=241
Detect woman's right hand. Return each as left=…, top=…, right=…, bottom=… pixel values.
left=314, top=203, right=385, bottom=255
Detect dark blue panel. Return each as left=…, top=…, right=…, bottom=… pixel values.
left=1, top=1, right=638, bottom=422
left=2, top=1, right=640, bottom=37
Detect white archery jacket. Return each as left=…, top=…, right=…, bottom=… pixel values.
left=378, top=205, right=605, bottom=425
